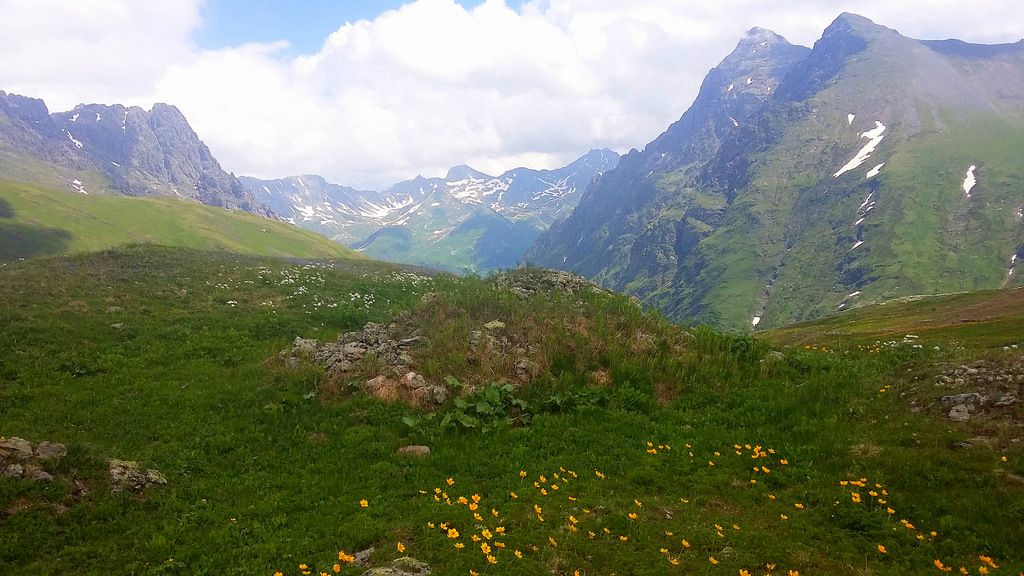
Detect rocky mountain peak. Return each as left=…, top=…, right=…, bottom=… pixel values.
left=445, top=165, right=492, bottom=181
left=0, top=91, right=52, bottom=126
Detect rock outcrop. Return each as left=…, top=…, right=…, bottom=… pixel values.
left=0, top=436, right=63, bottom=482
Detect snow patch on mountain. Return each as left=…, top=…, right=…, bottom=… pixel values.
left=64, top=130, right=84, bottom=149
left=866, top=162, right=884, bottom=178
left=962, top=165, right=977, bottom=197
left=834, top=121, right=886, bottom=178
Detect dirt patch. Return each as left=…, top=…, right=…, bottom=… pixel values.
left=654, top=382, right=679, bottom=406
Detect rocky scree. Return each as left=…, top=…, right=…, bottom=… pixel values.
left=929, top=358, right=1022, bottom=423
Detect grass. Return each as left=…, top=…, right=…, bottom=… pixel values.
left=763, top=286, right=1024, bottom=350
left=0, top=180, right=361, bottom=261
left=1, top=245, right=1022, bottom=575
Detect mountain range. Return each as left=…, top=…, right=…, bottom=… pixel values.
left=528, top=13, right=1024, bottom=330
left=1, top=12, right=1022, bottom=331
left=0, top=92, right=266, bottom=214
left=241, top=148, right=618, bottom=272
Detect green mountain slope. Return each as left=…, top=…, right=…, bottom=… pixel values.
left=353, top=188, right=541, bottom=273
left=0, top=180, right=361, bottom=261
left=528, top=14, right=1024, bottom=331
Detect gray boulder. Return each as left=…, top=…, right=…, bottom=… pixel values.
left=948, top=404, right=972, bottom=422
left=940, top=393, right=986, bottom=408
left=0, top=436, right=33, bottom=460
left=1, top=463, right=24, bottom=479
left=108, top=459, right=167, bottom=494
left=34, top=441, right=67, bottom=462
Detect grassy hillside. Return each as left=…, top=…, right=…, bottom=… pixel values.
left=0, top=246, right=1021, bottom=575
left=0, top=180, right=361, bottom=261
left=764, top=286, right=1024, bottom=350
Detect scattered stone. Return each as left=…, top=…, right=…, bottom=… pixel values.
left=106, top=306, right=122, bottom=313
left=396, top=445, right=431, bottom=457
left=483, top=320, right=506, bottom=331
left=285, top=322, right=428, bottom=378
left=397, top=336, right=426, bottom=349
left=362, top=556, right=431, bottom=576
left=292, top=337, right=319, bottom=356
left=2, top=463, right=24, bottom=479
left=940, top=393, right=985, bottom=408
left=24, top=465, right=53, bottom=483
left=354, top=547, right=375, bottom=567
left=110, top=323, right=124, bottom=330
left=767, top=350, right=786, bottom=361
left=400, top=372, right=428, bottom=390
left=994, top=394, right=1018, bottom=407
left=948, top=404, right=972, bottom=422
left=343, top=342, right=367, bottom=360
left=34, top=441, right=67, bottom=462
left=410, top=383, right=448, bottom=408
left=108, top=459, right=167, bottom=494
left=0, top=437, right=33, bottom=460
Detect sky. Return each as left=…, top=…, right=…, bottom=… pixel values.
left=0, top=1, right=1021, bottom=189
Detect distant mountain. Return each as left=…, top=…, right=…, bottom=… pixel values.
left=243, top=148, right=619, bottom=272
left=528, top=14, right=1024, bottom=330
left=0, top=91, right=267, bottom=215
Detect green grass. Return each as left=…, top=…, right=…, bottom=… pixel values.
left=764, top=286, right=1024, bottom=350
left=1, top=246, right=1022, bottom=575
left=0, top=180, right=361, bottom=261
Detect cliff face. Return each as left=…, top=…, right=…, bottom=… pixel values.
left=0, top=92, right=268, bottom=215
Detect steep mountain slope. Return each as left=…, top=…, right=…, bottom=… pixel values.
left=244, top=148, right=618, bottom=272
left=529, top=15, right=1024, bottom=330
left=0, top=91, right=267, bottom=215
left=0, top=180, right=358, bottom=261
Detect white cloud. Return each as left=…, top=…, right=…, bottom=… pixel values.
left=1, top=0, right=1022, bottom=189
left=0, top=0, right=202, bottom=109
